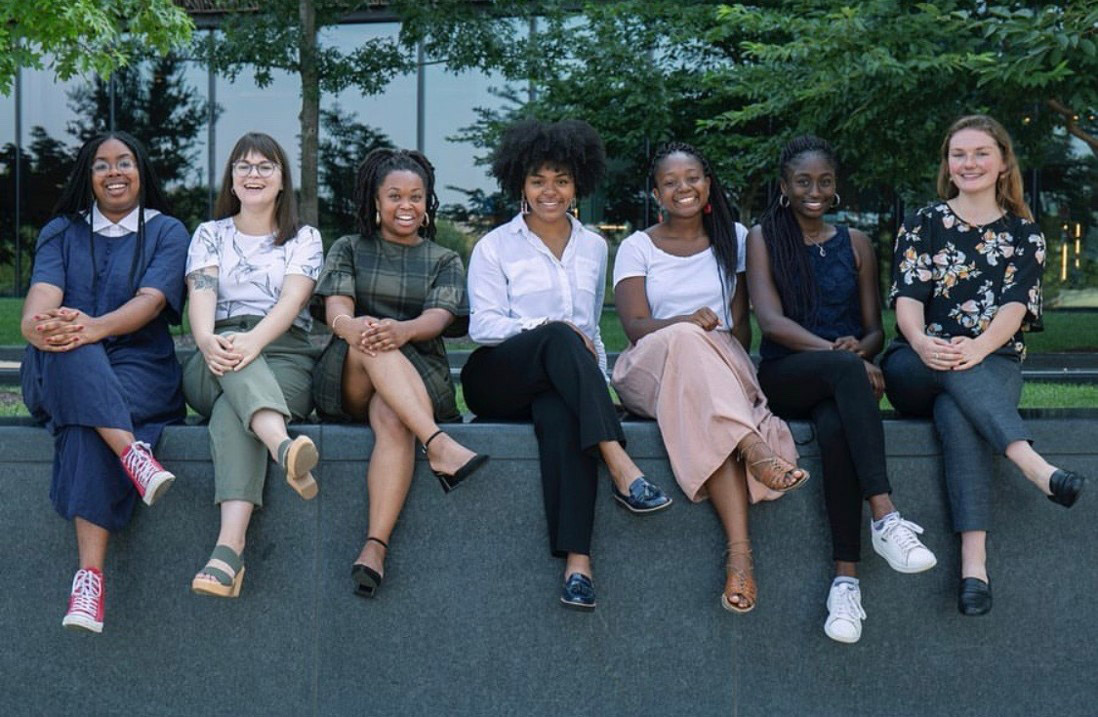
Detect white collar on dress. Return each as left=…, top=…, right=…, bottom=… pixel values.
left=88, top=204, right=161, bottom=234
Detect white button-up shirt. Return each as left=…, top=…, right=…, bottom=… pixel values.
left=89, top=204, right=161, bottom=237
left=468, top=213, right=608, bottom=372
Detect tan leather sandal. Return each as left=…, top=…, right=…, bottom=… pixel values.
left=737, top=434, right=809, bottom=493
left=721, top=540, right=757, bottom=613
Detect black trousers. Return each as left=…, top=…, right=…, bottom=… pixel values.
left=757, top=350, right=892, bottom=562
left=461, top=322, right=625, bottom=557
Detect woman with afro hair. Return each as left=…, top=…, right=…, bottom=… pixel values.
left=312, top=147, right=486, bottom=599
left=462, top=118, right=672, bottom=611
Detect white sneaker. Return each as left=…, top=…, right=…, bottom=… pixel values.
left=871, top=513, right=937, bottom=573
left=824, top=580, right=865, bottom=644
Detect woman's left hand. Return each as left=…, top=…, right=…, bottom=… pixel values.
left=225, top=330, right=265, bottom=371
left=863, top=359, right=886, bottom=400
left=832, top=335, right=866, bottom=357
left=949, top=336, right=992, bottom=371
left=362, top=318, right=411, bottom=353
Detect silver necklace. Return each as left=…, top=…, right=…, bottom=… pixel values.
left=804, top=230, right=826, bottom=256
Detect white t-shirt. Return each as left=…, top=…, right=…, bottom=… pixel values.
left=612, top=225, right=748, bottom=330
left=468, top=213, right=608, bottom=373
left=186, top=217, right=324, bottom=331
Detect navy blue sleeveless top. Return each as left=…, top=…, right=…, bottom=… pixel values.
left=760, top=225, right=864, bottom=361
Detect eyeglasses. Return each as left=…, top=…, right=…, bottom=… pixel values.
left=91, top=158, right=136, bottom=175
left=232, top=161, right=280, bottom=178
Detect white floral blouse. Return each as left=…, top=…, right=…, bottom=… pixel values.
left=889, top=202, right=1044, bottom=358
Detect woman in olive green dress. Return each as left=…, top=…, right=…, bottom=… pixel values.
left=313, top=148, right=487, bottom=598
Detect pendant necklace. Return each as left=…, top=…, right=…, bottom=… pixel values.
left=804, top=229, right=826, bottom=256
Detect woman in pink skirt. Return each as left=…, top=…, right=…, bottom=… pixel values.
left=611, top=142, right=808, bottom=613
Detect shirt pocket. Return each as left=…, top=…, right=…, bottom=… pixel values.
left=573, top=255, right=602, bottom=296
left=507, top=258, right=553, bottom=298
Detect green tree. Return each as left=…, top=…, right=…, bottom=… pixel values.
left=198, top=0, right=410, bottom=225
left=317, top=106, right=393, bottom=241
left=67, top=53, right=211, bottom=187
left=0, top=0, right=193, bottom=94
left=967, top=3, right=1098, bottom=155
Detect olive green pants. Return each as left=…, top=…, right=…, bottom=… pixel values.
left=183, top=316, right=318, bottom=506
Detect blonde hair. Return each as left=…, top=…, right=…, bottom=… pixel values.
left=937, top=114, right=1033, bottom=222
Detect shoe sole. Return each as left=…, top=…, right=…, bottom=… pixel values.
left=285, top=438, right=319, bottom=500
left=62, top=614, right=103, bottom=633
left=611, top=493, right=674, bottom=514
left=191, top=565, right=245, bottom=598
left=143, top=472, right=175, bottom=507
left=872, top=542, right=938, bottom=574
left=559, top=597, right=596, bottom=611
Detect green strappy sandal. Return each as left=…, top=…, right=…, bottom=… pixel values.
left=192, top=545, right=245, bottom=598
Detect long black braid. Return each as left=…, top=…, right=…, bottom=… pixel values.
left=354, top=148, right=439, bottom=241
left=759, top=135, right=838, bottom=326
left=649, top=142, right=741, bottom=326
left=45, top=131, right=171, bottom=296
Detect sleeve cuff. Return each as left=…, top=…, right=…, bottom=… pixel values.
left=519, top=317, right=550, bottom=331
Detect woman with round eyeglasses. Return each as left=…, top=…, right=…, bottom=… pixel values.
left=21, top=131, right=190, bottom=633
left=183, top=132, right=324, bottom=599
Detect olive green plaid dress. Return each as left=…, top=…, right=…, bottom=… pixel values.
left=312, top=234, right=468, bottom=423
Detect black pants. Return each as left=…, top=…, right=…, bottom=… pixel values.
left=461, top=322, right=625, bottom=557
left=757, top=350, right=891, bottom=562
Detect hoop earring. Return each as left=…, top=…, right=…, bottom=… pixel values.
left=779, top=194, right=790, bottom=208
left=520, top=196, right=531, bottom=215
left=831, top=193, right=841, bottom=208
left=569, top=198, right=578, bottom=219
left=655, top=204, right=664, bottom=223
left=375, top=210, right=381, bottom=227
left=421, top=213, right=430, bottom=228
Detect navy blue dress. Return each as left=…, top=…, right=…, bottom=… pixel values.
left=21, top=213, right=189, bottom=532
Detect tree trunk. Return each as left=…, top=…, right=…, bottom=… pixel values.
left=298, top=0, right=319, bottom=226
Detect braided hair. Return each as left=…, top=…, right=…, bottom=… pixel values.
left=46, top=131, right=171, bottom=296
left=354, top=148, right=439, bottom=241
left=490, top=119, right=606, bottom=200
left=759, top=135, right=838, bottom=325
left=648, top=142, right=741, bottom=312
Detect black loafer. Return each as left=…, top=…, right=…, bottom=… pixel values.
left=1048, top=469, right=1085, bottom=508
left=958, top=577, right=992, bottom=616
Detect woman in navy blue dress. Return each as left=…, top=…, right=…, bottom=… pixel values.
left=20, top=132, right=189, bottom=634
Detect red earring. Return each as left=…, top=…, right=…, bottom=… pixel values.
left=703, top=202, right=712, bottom=214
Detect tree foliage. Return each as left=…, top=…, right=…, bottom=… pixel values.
left=317, top=106, right=393, bottom=241
left=200, top=0, right=411, bottom=224
left=0, top=0, right=193, bottom=95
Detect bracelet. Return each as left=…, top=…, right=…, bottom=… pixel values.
left=331, top=314, right=353, bottom=338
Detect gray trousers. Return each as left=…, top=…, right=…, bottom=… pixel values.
left=183, top=316, right=317, bottom=506
left=881, top=342, right=1032, bottom=533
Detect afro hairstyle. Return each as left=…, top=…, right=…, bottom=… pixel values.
left=489, top=118, right=606, bottom=200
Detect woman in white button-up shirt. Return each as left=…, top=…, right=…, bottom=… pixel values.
left=462, top=119, right=672, bottom=611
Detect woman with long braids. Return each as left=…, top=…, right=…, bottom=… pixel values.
left=20, top=131, right=189, bottom=633
left=313, top=147, right=485, bottom=599
left=746, top=136, right=936, bottom=643
left=463, top=119, right=671, bottom=611
left=185, top=132, right=324, bottom=599
left=882, top=115, right=1085, bottom=616
left=611, top=142, right=803, bottom=614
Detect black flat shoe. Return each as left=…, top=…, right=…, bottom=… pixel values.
left=1048, top=469, right=1085, bottom=508
left=958, top=577, right=992, bottom=616
left=351, top=537, right=387, bottom=598
left=423, top=430, right=490, bottom=493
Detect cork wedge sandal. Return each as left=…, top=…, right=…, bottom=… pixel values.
left=278, top=436, right=318, bottom=500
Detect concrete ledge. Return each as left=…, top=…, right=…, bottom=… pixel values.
left=1, top=416, right=1096, bottom=716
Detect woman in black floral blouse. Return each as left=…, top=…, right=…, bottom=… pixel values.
left=881, top=114, right=1086, bottom=617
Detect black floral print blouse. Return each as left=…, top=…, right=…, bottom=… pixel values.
left=889, top=202, right=1044, bottom=358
